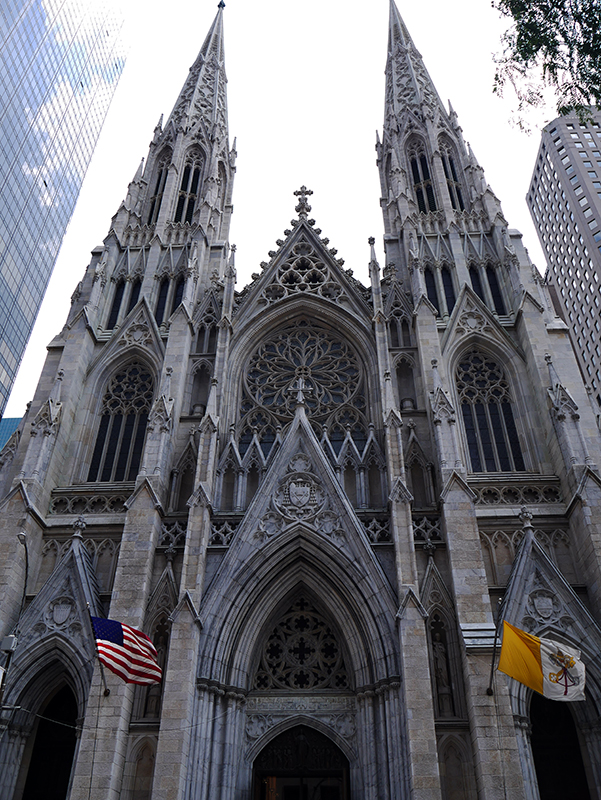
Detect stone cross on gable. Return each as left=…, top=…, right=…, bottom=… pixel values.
left=287, top=376, right=314, bottom=407
left=294, top=185, right=313, bottom=219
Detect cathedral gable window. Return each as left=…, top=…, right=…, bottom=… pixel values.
left=174, top=151, right=203, bottom=224
left=253, top=597, right=350, bottom=692
left=87, top=362, right=154, bottom=482
left=456, top=351, right=525, bottom=473
left=408, top=142, right=437, bottom=213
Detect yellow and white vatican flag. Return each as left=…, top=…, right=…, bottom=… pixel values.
left=498, top=621, right=585, bottom=701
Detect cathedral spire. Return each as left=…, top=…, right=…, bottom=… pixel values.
left=166, top=2, right=227, bottom=137
left=385, top=0, right=446, bottom=122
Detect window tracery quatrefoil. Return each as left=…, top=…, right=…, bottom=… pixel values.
left=245, top=321, right=362, bottom=422
left=253, top=597, right=350, bottom=692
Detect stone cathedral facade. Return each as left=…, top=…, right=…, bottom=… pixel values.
left=2, top=3, right=601, bottom=799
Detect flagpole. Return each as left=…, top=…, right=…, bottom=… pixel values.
left=86, top=604, right=110, bottom=697
left=486, top=597, right=503, bottom=695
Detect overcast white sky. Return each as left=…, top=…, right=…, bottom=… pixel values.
left=5, top=0, right=554, bottom=418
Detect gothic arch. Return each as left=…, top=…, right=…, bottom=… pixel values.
left=405, top=135, right=437, bottom=213
left=198, top=526, right=400, bottom=691
left=245, top=714, right=357, bottom=769
left=122, top=735, right=158, bottom=800
left=188, top=358, right=213, bottom=416
left=438, top=134, right=467, bottom=213
left=447, top=338, right=539, bottom=474
left=248, top=590, right=354, bottom=693
left=146, top=146, right=172, bottom=225
left=6, top=634, right=92, bottom=716
left=75, top=355, right=157, bottom=484
left=173, top=146, right=205, bottom=224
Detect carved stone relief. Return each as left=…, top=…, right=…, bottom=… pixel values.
left=255, top=457, right=344, bottom=544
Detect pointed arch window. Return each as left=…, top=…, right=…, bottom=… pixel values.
left=469, top=263, right=507, bottom=315
left=441, top=266, right=456, bottom=313
left=174, top=151, right=203, bottom=224
left=107, top=280, right=125, bottom=329
left=440, top=144, right=465, bottom=211
left=408, top=143, right=437, bottom=212
left=126, top=278, right=142, bottom=315
left=155, top=277, right=170, bottom=325
left=456, top=351, right=525, bottom=472
left=147, top=151, right=171, bottom=225
left=87, top=362, right=154, bottom=482
left=170, top=275, right=186, bottom=315
left=425, top=267, right=440, bottom=312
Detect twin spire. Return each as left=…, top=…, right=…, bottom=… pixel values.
left=165, top=1, right=228, bottom=136
left=385, top=0, right=447, bottom=121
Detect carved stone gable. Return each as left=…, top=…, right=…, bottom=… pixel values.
left=255, top=455, right=344, bottom=545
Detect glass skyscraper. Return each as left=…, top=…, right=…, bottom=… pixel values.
left=0, top=0, right=126, bottom=414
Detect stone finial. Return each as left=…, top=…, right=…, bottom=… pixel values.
left=73, top=516, right=86, bottom=537
left=519, top=506, right=534, bottom=532
left=293, top=185, right=313, bottom=219
left=545, top=352, right=561, bottom=388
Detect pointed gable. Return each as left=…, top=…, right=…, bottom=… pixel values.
left=233, top=190, right=372, bottom=326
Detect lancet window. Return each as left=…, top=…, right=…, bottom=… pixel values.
left=456, top=351, right=525, bottom=473
left=424, top=263, right=456, bottom=317
left=469, top=263, right=507, bottom=315
left=154, top=274, right=186, bottom=326
left=174, top=150, right=203, bottom=224
left=388, top=302, right=412, bottom=348
left=147, top=150, right=171, bottom=225
left=107, top=280, right=125, bottom=329
left=440, top=142, right=465, bottom=211
left=106, top=276, right=143, bottom=330
left=408, top=141, right=437, bottom=213
left=87, top=362, right=154, bottom=482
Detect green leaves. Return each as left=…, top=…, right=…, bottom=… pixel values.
left=493, top=0, right=601, bottom=119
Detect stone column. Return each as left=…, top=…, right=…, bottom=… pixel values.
left=150, top=497, right=211, bottom=799
left=70, top=484, right=162, bottom=800
left=440, top=475, right=526, bottom=800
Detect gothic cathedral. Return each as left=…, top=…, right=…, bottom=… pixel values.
left=1, top=4, right=601, bottom=800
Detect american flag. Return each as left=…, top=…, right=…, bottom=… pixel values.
left=91, top=617, right=162, bottom=685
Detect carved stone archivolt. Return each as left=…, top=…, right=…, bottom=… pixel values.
left=245, top=709, right=356, bottom=743
left=255, top=456, right=344, bottom=544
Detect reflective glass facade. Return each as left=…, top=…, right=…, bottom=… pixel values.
left=0, top=0, right=126, bottom=414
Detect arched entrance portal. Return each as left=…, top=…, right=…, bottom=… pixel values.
left=253, top=725, right=350, bottom=800
left=21, top=684, right=78, bottom=800
left=530, top=692, right=591, bottom=800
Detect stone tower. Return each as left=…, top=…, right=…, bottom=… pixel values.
left=1, top=3, right=601, bottom=799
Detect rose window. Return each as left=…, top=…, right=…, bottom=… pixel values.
left=253, top=597, right=349, bottom=692
left=245, top=320, right=362, bottom=422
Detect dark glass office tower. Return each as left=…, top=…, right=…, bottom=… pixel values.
left=0, top=0, right=126, bottom=415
